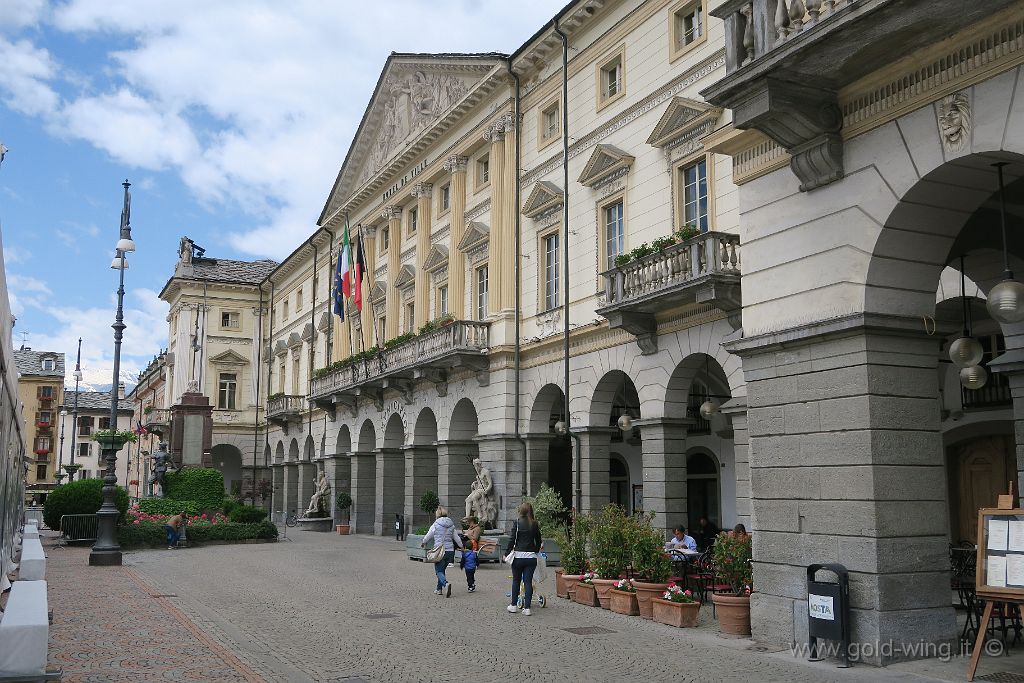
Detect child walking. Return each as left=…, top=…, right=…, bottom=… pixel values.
left=461, top=516, right=481, bottom=592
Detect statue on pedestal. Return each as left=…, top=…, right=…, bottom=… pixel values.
left=465, top=458, right=498, bottom=528
left=305, top=472, right=331, bottom=518
left=149, top=443, right=171, bottom=497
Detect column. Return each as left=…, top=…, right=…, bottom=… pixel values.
left=722, top=398, right=751, bottom=528
left=360, top=225, right=377, bottom=351
left=326, top=454, right=351, bottom=521
left=382, top=206, right=402, bottom=340
left=375, top=447, right=405, bottom=535
left=574, top=428, right=612, bottom=515
left=296, top=461, right=316, bottom=516
left=524, top=434, right=552, bottom=496
left=412, top=183, right=433, bottom=327
left=485, top=123, right=505, bottom=317
left=500, top=113, right=517, bottom=312
left=282, top=462, right=298, bottom=518
left=638, top=418, right=688, bottom=535
left=436, top=440, right=477, bottom=514
left=476, top=435, right=524, bottom=531
left=404, top=445, right=438, bottom=527
left=350, top=451, right=376, bottom=534
left=270, top=464, right=284, bottom=522
left=739, top=323, right=954, bottom=664
left=443, top=156, right=468, bottom=319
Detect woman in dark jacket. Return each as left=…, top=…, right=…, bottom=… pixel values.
left=505, top=502, right=543, bottom=615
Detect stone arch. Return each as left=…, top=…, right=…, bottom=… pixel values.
left=409, top=408, right=440, bottom=527
left=263, top=443, right=271, bottom=467
left=449, top=398, right=479, bottom=440
left=320, top=433, right=327, bottom=459
left=357, top=419, right=376, bottom=452
left=274, top=441, right=285, bottom=463
left=287, top=438, right=299, bottom=462
left=383, top=413, right=405, bottom=449
left=528, top=383, right=565, bottom=434
left=336, top=425, right=352, bottom=454
left=414, top=408, right=438, bottom=445
left=303, top=435, right=315, bottom=461
left=588, top=369, right=641, bottom=428
left=210, top=444, right=243, bottom=494
left=665, top=352, right=732, bottom=420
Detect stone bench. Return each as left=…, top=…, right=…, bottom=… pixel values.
left=0, top=580, right=60, bottom=681
left=18, top=539, right=45, bottom=582
left=22, top=525, right=39, bottom=541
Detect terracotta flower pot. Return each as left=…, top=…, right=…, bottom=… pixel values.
left=609, top=589, right=640, bottom=616
left=565, top=575, right=584, bottom=601
left=712, top=593, right=751, bottom=635
left=336, top=524, right=350, bottom=535
left=592, top=578, right=617, bottom=609
left=554, top=569, right=566, bottom=598
left=633, top=581, right=670, bottom=620
left=573, top=582, right=600, bottom=607
left=652, top=598, right=700, bottom=628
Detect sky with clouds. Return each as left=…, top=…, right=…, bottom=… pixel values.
left=0, top=0, right=562, bottom=389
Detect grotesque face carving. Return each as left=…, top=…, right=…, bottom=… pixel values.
left=938, top=91, right=971, bottom=153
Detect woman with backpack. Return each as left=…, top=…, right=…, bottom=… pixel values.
left=505, top=502, right=543, bottom=616
left=420, top=506, right=463, bottom=598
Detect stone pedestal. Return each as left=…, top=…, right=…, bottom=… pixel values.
left=350, top=451, right=376, bottom=534
left=170, top=391, right=213, bottom=468
left=638, top=418, right=689, bottom=534
left=375, top=448, right=405, bottom=536
left=404, top=445, right=438, bottom=528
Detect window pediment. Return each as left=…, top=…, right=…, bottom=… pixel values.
left=646, top=97, right=721, bottom=149
left=458, top=221, right=489, bottom=253
left=394, top=264, right=416, bottom=289
left=209, top=349, right=248, bottom=366
left=423, top=245, right=449, bottom=274
left=274, top=340, right=289, bottom=356
left=287, top=332, right=303, bottom=349
left=578, top=144, right=634, bottom=188
left=370, top=280, right=387, bottom=305
left=317, top=311, right=331, bottom=332
left=300, top=323, right=315, bottom=342
left=522, top=181, right=564, bottom=218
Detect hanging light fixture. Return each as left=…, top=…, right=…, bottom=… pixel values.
left=698, top=354, right=722, bottom=419
left=986, top=162, right=1024, bottom=323
left=960, top=364, right=988, bottom=390
left=950, top=255, right=984, bottom=368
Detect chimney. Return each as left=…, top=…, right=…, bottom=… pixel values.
left=118, top=382, right=125, bottom=399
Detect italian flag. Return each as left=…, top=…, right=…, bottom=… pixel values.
left=340, top=222, right=352, bottom=298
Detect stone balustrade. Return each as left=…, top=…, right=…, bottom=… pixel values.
left=267, top=395, right=306, bottom=419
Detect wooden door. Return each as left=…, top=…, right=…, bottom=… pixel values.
left=956, top=436, right=1013, bottom=544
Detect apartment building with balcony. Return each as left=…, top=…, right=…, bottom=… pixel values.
left=14, top=347, right=64, bottom=502
left=58, top=388, right=133, bottom=486
left=125, top=350, right=169, bottom=498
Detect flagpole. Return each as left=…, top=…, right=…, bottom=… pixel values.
left=347, top=216, right=362, bottom=356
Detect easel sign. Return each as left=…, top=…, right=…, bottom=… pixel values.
left=967, top=482, right=1023, bottom=680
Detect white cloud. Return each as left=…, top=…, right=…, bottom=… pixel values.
left=0, top=36, right=59, bottom=116
left=3, top=245, right=31, bottom=264
left=7, top=273, right=51, bottom=294
left=0, top=0, right=47, bottom=33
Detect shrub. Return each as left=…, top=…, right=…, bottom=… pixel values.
left=117, top=521, right=167, bottom=548
left=164, top=468, right=225, bottom=509
left=631, top=512, right=672, bottom=583
left=522, top=483, right=567, bottom=538
left=557, top=512, right=591, bottom=575
left=590, top=504, right=633, bottom=580
left=335, top=491, right=352, bottom=511
left=186, top=521, right=278, bottom=543
left=138, top=499, right=202, bottom=516
left=44, top=479, right=129, bottom=530
left=418, top=491, right=440, bottom=517
left=414, top=526, right=429, bottom=536
left=712, top=531, right=752, bottom=595
left=229, top=506, right=268, bottom=524
left=222, top=498, right=239, bottom=516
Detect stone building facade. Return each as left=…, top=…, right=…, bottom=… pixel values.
left=14, top=347, right=64, bottom=502
left=58, top=389, right=133, bottom=485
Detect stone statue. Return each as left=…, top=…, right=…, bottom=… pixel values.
left=938, top=91, right=970, bottom=153
left=465, top=458, right=498, bottom=528
left=305, top=472, right=331, bottom=517
left=149, top=443, right=171, bottom=497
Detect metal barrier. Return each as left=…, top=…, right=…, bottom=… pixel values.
left=57, top=514, right=98, bottom=545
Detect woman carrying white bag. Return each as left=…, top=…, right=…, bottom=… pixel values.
left=504, top=502, right=544, bottom=615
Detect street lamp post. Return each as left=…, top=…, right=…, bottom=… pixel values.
left=90, top=180, right=135, bottom=567
left=55, top=409, right=67, bottom=486
left=68, top=338, right=82, bottom=481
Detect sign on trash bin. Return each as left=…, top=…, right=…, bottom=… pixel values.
left=807, top=563, right=850, bottom=667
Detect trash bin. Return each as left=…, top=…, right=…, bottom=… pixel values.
left=806, top=563, right=851, bottom=667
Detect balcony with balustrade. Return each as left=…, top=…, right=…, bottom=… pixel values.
left=267, top=395, right=307, bottom=434
left=309, top=320, right=490, bottom=417
left=597, top=231, right=741, bottom=354
left=143, top=408, right=171, bottom=436
left=702, top=0, right=1017, bottom=191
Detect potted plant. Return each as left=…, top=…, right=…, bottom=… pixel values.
left=710, top=530, right=753, bottom=635
left=555, top=512, right=589, bottom=599
left=573, top=571, right=600, bottom=607
left=631, top=512, right=673, bottom=619
left=335, top=491, right=352, bottom=534
left=92, top=428, right=137, bottom=451
left=652, top=582, right=700, bottom=628
left=590, top=504, right=632, bottom=609
left=523, top=483, right=567, bottom=566
left=609, top=578, right=639, bottom=616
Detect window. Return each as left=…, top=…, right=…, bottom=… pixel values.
left=440, top=184, right=451, bottom=213
left=36, top=464, right=46, bottom=480
left=292, top=356, right=301, bottom=395
left=41, top=358, right=54, bottom=371
left=381, top=226, right=390, bottom=253
left=278, top=361, right=286, bottom=392
left=99, top=417, right=111, bottom=430
left=406, top=302, right=416, bottom=333
left=604, top=200, right=625, bottom=271
left=599, top=52, right=624, bottom=105
left=283, top=299, right=290, bottom=320
left=218, top=373, right=237, bottom=410
left=221, top=311, right=240, bottom=329
left=34, top=437, right=50, bottom=451
left=680, top=159, right=709, bottom=231
left=477, top=156, right=490, bottom=187
left=475, top=265, right=489, bottom=320
left=38, top=385, right=54, bottom=399
left=408, top=207, right=418, bottom=236
left=378, top=316, right=387, bottom=344
left=541, top=101, right=560, bottom=142
left=81, top=470, right=91, bottom=480
left=437, top=285, right=449, bottom=317
left=78, top=442, right=90, bottom=458
left=542, top=233, right=560, bottom=310
left=78, top=416, right=93, bottom=437
left=37, top=411, right=52, bottom=425
left=671, top=0, right=706, bottom=58
left=296, top=287, right=303, bottom=309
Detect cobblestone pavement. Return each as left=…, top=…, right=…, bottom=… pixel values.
left=36, top=529, right=997, bottom=683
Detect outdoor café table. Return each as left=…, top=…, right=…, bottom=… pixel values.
left=667, top=548, right=700, bottom=584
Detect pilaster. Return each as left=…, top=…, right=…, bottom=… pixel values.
left=524, top=433, right=553, bottom=496
left=360, top=225, right=377, bottom=351
left=444, top=156, right=469, bottom=319
left=500, top=113, right=517, bottom=312
left=575, top=427, right=614, bottom=515
left=722, top=397, right=751, bottom=527
left=383, top=206, right=402, bottom=340
left=375, top=447, right=405, bottom=535
left=638, top=418, right=689, bottom=534
left=436, top=439, right=477, bottom=514
left=350, top=451, right=376, bottom=534
left=413, top=183, right=433, bottom=327
left=485, top=123, right=506, bottom=319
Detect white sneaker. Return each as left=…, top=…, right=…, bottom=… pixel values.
left=506, top=604, right=519, bottom=613
left=434, top=589, right=442, bottom=595
left=522, top=608, right=532, bottom=616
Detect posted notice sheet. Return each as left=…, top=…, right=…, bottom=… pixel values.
left=1009, top=520, right=1024, bottom=552
left=989, top=519, right=1009, bottom=551
left=988, top=556, right=1007, bottom=588
left=1008, top=554, right=1024, bottom=588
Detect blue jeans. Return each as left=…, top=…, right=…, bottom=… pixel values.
left=434, top=551, right=455, bottom=590
left=164, top=525, right=180, bottom=546
left=511, top=557, right=538, bottom=608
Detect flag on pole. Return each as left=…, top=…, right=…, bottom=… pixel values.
left=340, top=222, right=352, bottom=298
left=354, top=232, right=366, bottom=312
left=333, top=246, right=345, bottom=322
left=134, top=421, right=147, bottom=437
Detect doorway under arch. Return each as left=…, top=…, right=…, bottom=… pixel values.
left=210, top=444, right=243, bottom=494
left=686, top=450, right=720, bottom=531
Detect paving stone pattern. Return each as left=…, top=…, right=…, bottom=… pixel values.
left=44, top=530, right=1012, bottom=682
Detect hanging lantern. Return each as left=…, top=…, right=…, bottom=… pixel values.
left=616, top=414, right=633, bottom=432
left=960, top=364, right=988, bottom=390
left=986, top=279, right=1024, bottom=324
left=949, top=336, right=984, bottom=368
left=699, top=399, right=720, bottom=420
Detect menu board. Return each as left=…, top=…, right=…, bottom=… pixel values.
left=977, top=510, right=1024, bottom=599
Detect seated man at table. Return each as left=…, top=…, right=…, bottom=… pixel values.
left=665, top=526, right=697, bottom=552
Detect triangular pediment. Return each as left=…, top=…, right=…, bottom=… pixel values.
left=318, top=54, right=506, bottom=227
left=458, top=221, right=489, bottom=253
left=522, top=181, right=563, bottom=218
left=317, top=311, right=331, bottom=332
left=394, top=264, right=416, bottom=289
left=647, top=97, right=722, bottom=149
left=578, top=144, right=634, bottom=188
left=273, top=340, right=288, bottom=356
left=300, top=323, right=315, bottom=341
left=370, top=280, right=387, bottom=304
left=423, top=245, right=449, bottom=273
left=287, top=332, right=303, bottom=349
left=209, top=349, right=248, bottom=365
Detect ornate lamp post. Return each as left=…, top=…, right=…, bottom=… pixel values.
left=67, top=338, right=82, bottom=482
left=54, top=409, right=67, bottom=486
left=90, top=180, right=136, bottom=567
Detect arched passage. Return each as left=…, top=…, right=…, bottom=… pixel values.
left=581, top=370, right=642, bottom=515
left=440, top=398, right=479, bottom=518
left=377, top=413, right=407, bottom=535
left=210, top=444, right=243, bottom=495
left=274, top=441, right=284, bottom=463
left=287, top=438, right=299, bottom=462
left=408, top=408, right=440, bottom=527
left=528, top=384, right=569, bottom=507
left=350, top=419, right=378, bottom=534
left=336, top=425, right=352, bottom=454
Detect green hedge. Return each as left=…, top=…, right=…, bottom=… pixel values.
left=229, top=506, right=268, bottom=524
left=138, top=499, right=203, bottom=516
left=117, top=521, right=166, bottom=548
left=118, top=520, right=278, bottom=548
left=165, top=468, right=224, bottom=508
left=43, top=479, right=129, bottom=530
